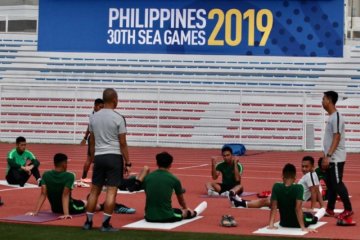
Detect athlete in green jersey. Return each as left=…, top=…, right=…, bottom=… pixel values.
left=26, top=153, right=90, bottom=219
left=6, top=136, right=41, bottom=187
left=268, top=163, right=318, bottom=233
left=206, top=146, right=243, bottom=197
left=144, top=152, right=201, bottom=222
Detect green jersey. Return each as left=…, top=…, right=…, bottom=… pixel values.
left=144, top=169, right=183, bottom=222
left=271, top=182, right=304, bottom=228
left=216, top=161, right=243, bottom=186
left=6, top=148, right=38, bottom=174
left=41, top=170, right=75, bottom=214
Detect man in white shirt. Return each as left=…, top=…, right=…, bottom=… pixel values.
left=321, top=91, right=353, bottom=219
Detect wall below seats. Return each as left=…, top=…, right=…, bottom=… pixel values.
left=1, top=84, right=359, bottom=152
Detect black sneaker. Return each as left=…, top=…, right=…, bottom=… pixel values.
left=100, top=224, right=119, bottom=232
left=82, top=221, right=93, bottom=230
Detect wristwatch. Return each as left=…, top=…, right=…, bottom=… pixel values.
left=125, top=162, right=132, bottom=167
left=326, top=153, right=332, bottom=158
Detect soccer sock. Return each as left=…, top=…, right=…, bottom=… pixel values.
left=315, top=207, right=326, bottom=221
left=194, top=201, right=207, bottom=215
left=102, top=213, right=112, bottom=226
left=86, top=212, right=94, bottom=222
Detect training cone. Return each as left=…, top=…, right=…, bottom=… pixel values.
left=194, top=201, right=207, bottom=215
left=337, top=217, right=356, bottom=226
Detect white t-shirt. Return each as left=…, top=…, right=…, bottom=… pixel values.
left=89, top=109, right=127, bottom=156
left=298, top=171, right=320, bottom=201
left=323, top=111, right=346, bottom=162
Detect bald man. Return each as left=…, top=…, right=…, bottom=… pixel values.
left=83, top=88, right=131, bottom=232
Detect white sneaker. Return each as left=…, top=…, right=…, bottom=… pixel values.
left=233, top=194, right=242, bottom=202
left=194, top=201, right=207, bottom=215
left=220, top=191, right=229, bottom=197
left=76, top=181, right=90, bottom=188
left=37, top=178, right=42, bottom=187
left=80, top=178, right=92, bottom=183
left=208, top=189, right=219, bottom=196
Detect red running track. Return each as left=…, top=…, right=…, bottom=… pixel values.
left=0, top=143, right=359, bottom=239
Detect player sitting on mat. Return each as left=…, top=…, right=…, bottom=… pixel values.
left=206, top=146, right=244, bottom=197
left=144, top=152, right=207, bottom=222
left=268, top=163, right=323, bottom=232
left=26, top=153, right=132, bottom=219
left=230, top=156, right=325, bottom=211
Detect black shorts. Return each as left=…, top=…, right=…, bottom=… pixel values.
left=69, top=198, right=86, bottom=215
left=146, top=208, right=183, bottom=223
left=119, top=176, right=135, bottom=190
left=92, top=154, right=123, bottom=187
left=303, top=212, right=317, bottom=227
left=119, top=176, right=143, bottom=192
left=219, top=182, right=241, bottom=193
left=86, top=137, right=91, bottom=157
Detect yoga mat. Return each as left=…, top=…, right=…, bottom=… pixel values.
left=201, top=191, right=257, bottom=198
left=123, top=216, right=203, bottom=230
left=117, top=189, right=144, bottom=194
left=254, top=221, right=326, bottom=236
left=0, top=211, right=61, bottom=223
left=0, top=211, right=84, bottom=223
left=313, top=208, right=343, bottom=214
left=0, top=180, right=38, bottom=189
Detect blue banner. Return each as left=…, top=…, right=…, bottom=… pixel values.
left=38, top=0, right=344, bottom=57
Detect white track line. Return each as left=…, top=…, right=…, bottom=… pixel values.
left=177, top=164, right=208, bottom=170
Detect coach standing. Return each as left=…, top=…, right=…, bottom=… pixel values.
left=83, top=88, right=131, bottom=232
left=321, top=91, right=353, bottom=219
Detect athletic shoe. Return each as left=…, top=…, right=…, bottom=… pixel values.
left=81, top=178, right=92, bottom=183
left=220, top=215, right=237, bottom=227
left=229, top=196, right=246, bottom=208
left=82, top=221, right=93, bottom=230
left=37, top=178, right=42, bottom=187
left=231, top=193, right=243, bottom=202
left=114, top=204, right=136, bottom=214
left=207, top=189, right=219, bottom=196
left=76, top=181, right=90, bottom=188
left=194, top=201, right=207, bottom=215
left=220, top=191, right=229, bottom=197
left=227, top=215, right=237, bottom=227
left=337, top=217, right=356, bottom=226
left=257, top=191, right=271, bottom=198
left=337, top=210, right=354, bottom=220
left=100, top=224, right=119, bottom=232
left=325, top=208, right=335, bottom=217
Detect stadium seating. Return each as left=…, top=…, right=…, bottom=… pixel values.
left=0, top=32, right=360, bottom=150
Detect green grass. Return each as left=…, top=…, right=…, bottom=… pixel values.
left=0, top=222, right=325, bottom=240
